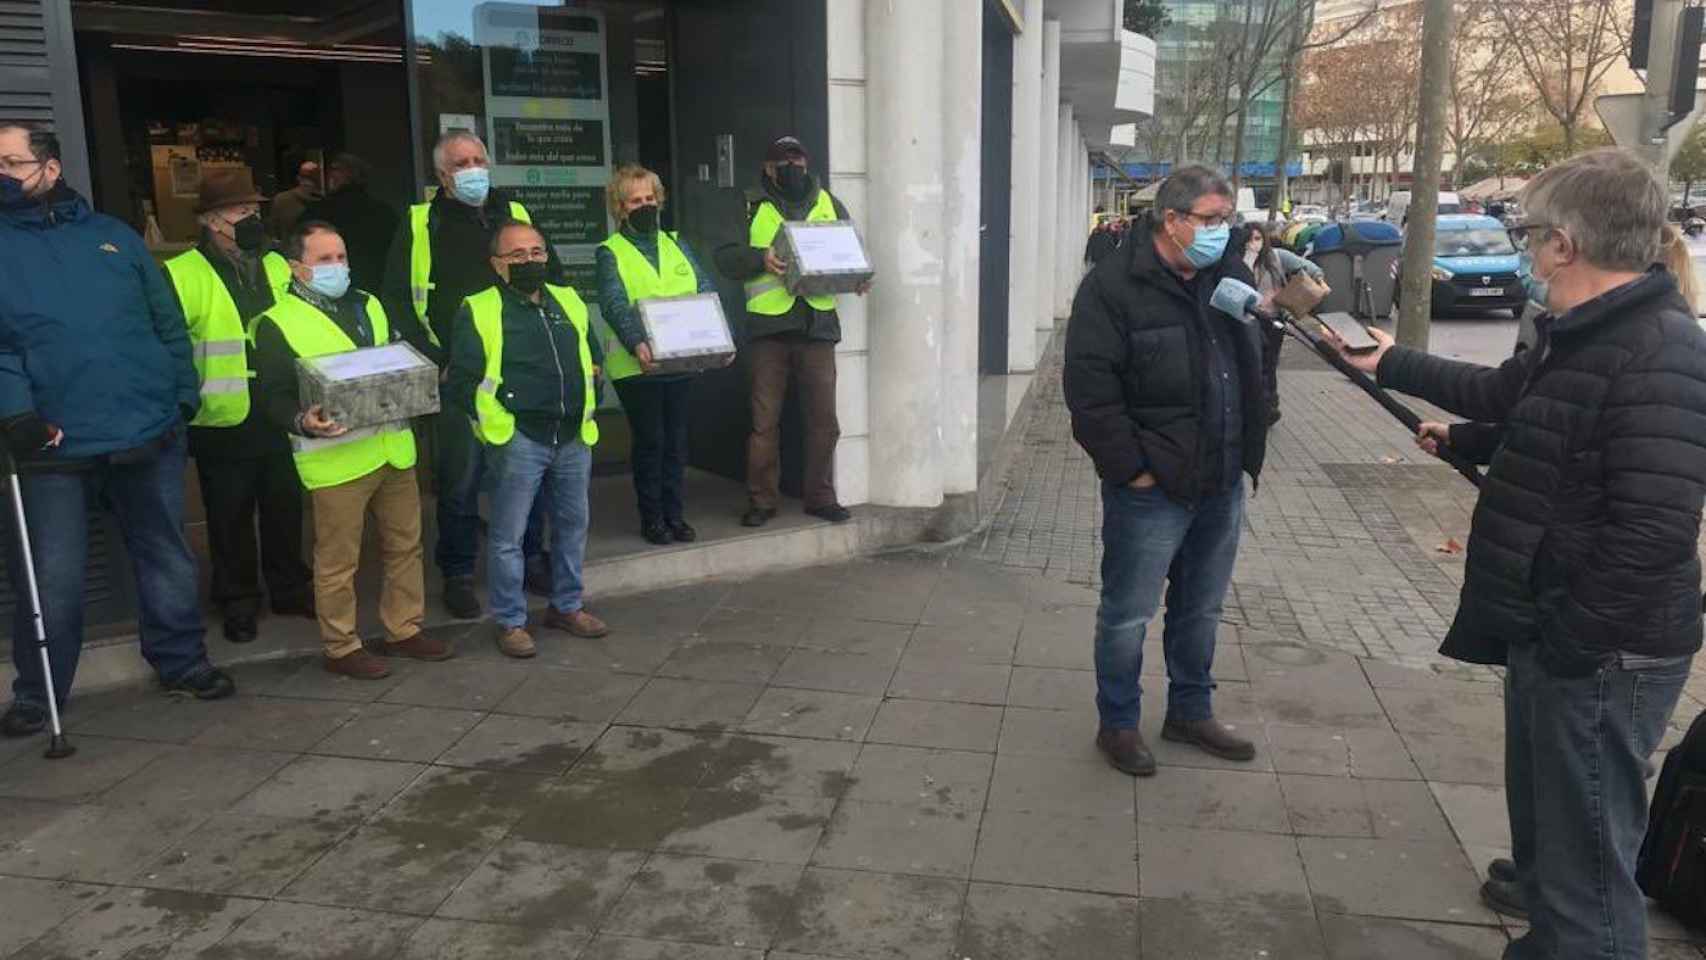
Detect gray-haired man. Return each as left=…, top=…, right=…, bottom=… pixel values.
left=1064, top=165, right=1271, bottom=777
left=381, top=131, right=560, bottom=620
left=1339, top=148, right=1706, bottom=960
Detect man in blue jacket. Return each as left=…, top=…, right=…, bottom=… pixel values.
left=0, top=124, right=234, bottom=736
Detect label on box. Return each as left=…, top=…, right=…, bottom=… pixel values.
left=303, top=343, right=428, bottom=380
left=787, top=223, right=870, bottom=272
left=644, top=297, right=734, bottom=358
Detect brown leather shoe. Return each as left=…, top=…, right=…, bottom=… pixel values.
left=1161, top=717, right=1256, bottom=762
left=543, top=606, right=608, bottom=638
left=387, top=632, right=455, bottom=661
left=323, top=650, right=391, bottom=680
left=1096, top=727, right=1157, bottom=777
left=497, top=626, right=537, bottom=659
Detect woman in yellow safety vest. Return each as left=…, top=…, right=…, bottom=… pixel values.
left=594, top=164, right=722, bottom=546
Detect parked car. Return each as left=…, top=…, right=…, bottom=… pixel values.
left=1291, top=203, right=1329, bottom=224
left=1386, top=190, right=1463, bottom=226
left=1390, top=213, right=1524, bottom=315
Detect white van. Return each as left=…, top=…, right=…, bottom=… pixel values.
left=1386, top=191, right=1462, bottom=226
left=1235, top=187, right=1264, bottom=221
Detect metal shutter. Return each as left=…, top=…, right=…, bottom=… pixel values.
left=0, top=1, right=53, bottom=127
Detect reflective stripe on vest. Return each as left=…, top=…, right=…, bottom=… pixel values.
left=465, top=284, right=600, bottom=448
left=408, top=199, right=532, bottom=347
left=258, top=292, right=417, bottom=490
left=745, top=190, right=838, bottom=315
left=164, top=249, right=290, bottom=428
left=597, top=230, right=698, bottom=380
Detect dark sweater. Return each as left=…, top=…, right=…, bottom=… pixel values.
left=444, top=284, right=605, bottom=446
left=379, top=189, right=564, bottom=366
left=251, top=283, right=384, bottom=437
left=163, top=238, right=289, bottom=460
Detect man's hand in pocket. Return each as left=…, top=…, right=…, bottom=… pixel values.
left=1128, top=472, right=1157, bottom=490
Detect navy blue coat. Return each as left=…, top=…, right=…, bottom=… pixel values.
left=0, top=186, right=198, bottom=460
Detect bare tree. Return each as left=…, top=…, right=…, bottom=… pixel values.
left=1272, top=0, right=1382, bottom=216
left=1445, top=1, right=1535, bottom=186
left=1491, top=0, right=1624, bottom=153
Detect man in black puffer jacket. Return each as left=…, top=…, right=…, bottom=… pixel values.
left=1064, top=166, right=1270, bottom=778
left=1340, top=148, right=1706, bottom=960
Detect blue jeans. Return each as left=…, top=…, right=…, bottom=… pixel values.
left=434, top=413, right=546, bottom=579
left=8, top=430, right=212, bottom=708
left=1093, top=479, right=1244, bottom=729
left=1505, top=640, right=1690, bottom=960
left=486, top=433, right=591, bottom=629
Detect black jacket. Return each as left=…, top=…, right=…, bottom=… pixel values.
left=445, top=284, right=604, bottom=447
left=713, top=174, right=849, bottom=344
left=378, top=189, right=564, bottom=366
left=1063, top=224, right=1269, bottom=503
left=1378, top=268, right=1706, bottom=673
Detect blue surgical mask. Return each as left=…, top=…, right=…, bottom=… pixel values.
left=1183, top=222, right=1230, bottom=269
left=451, top=167, right=490, bottom=207
left=1516, top=251, right=1550, bottom=311
left=307, top=263, right=351, bottom=299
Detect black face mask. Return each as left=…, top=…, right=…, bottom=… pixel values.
left=627, top=204, right=659, bottom=234
left=775, top=163, right=810, bottom=200
left=232, top=214, right=267, bottom=253
left=508, top=260, right=549, bottom=294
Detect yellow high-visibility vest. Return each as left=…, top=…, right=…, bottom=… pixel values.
left=598, top=230, right=697, bottom=380
left=407, top=199, right=531, bottom=347
left=465, top=284, right=600, bottom=448
left=258, top=291, right=417, bottom=490
left=163, top=249, right=290, bottom=427
left=744, top=190, right=838, bottom=315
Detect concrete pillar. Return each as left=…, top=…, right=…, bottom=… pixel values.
left=1006, top=1, right=1043, bottom=373
left=941, top=0, right=982, bottom=497
left=1035, top=20, right=1061, bottom=354
left=864, top=0, right=946, bottom=507
left=1055, top=113, right=1078, bottom=319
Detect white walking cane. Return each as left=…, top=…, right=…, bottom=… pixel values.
left=7, top=464, right=74, bottom=759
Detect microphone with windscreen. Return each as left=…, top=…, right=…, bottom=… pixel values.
left=1227, top=273, right=1482, bottom=487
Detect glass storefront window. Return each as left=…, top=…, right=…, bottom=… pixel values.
left=408, top=1, right=669, bottom=293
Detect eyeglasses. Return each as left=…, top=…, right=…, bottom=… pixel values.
left=1506, top=223, right=1554, bottom=252
left=1176, top=210, right=1229, bottom=230
left=0, top=157, right=44, bottom=177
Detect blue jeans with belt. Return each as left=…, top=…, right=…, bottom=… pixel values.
left=485, top=432, right=591, bottom=629
left=1504, top=640, right=1691, bottom=960
left=1093, top=479, right=1244, bottom=730
left=8, top=429, right=213, bottom=708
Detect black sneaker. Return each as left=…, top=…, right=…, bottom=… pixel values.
left=642, top=521, right=673, bottom=545
left=443, top=576, right=481, bottom=620
left=1480, top=878, right=1527, bottom=920
left=1, top=702, right=47, bottom=737
left=805, top=503, right=853, bottom=523
left=669, top=521, right=698, bottom=543
left=1488, top=857, right=1517, bottom=884
left=222, top=615, right=258, bottom=644
left=162, top=666, right=236, bottom=701
left=741, top=506, right=777, bottom=528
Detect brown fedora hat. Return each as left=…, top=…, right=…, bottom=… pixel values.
left=196, top=168, right=267, bottom=213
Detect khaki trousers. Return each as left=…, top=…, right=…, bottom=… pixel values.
left=746, top=336, right=840, bottom=510
left=310, top=465, right=425, bottom=658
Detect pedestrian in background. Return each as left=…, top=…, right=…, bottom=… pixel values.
left=253, top=221, right=452, bottom=680
left=596, top=164, right=720, bottom=546
left=0, top=123, right=235, bottom=734
left=268, top=156, right=321, bottom=241
left=446, top=221, right=608, bottom=659
left=1239, top=222, right=1324, bottom=424
left=1064, top=166, right=1270, bottom=777
left=305, top=153, right=398, bottom=295
left=163, top=169, right=312, bottom=644
left=1339, top=148, right=1706, bottom=960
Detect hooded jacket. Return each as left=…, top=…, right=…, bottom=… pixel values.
left=0, top=184, right=198, bottom=462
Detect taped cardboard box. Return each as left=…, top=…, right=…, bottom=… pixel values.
left=297, top=341, right=440, bottom=430
left=775, top=220, right=875, bottom=297
left=636, top=293, right=736, bottom=374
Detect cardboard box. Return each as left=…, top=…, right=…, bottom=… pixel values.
left=297, top=342, right=440, bottom=430
left=636, top=293, right=736, bottom=374
left=775, top=220, right=875, bottom=297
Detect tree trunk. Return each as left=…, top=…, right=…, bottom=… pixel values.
left=1231, top=98, right=1250, bottom=195
left=1396, top=0, right=1453, bottom=347
left=1561, top=118, right=1576, bottom=156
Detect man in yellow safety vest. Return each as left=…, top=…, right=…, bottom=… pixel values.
left=252, top=221, right=455, bottom=680
left=162, top=169, right=311, bottom=645
left=381, top=130, right=558, bottom=621
left=445, top=221, right=609, bottom=659
left=715, top=136, right=869, bottom=528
